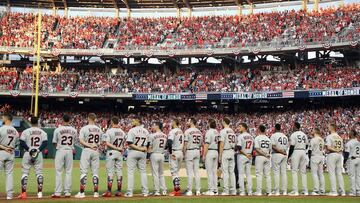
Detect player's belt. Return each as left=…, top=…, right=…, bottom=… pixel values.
left=187, top=148, right=199, bottom=150
left=294, top=148, right=306, bottom=150
left=172, top=149, right=182, bottom=151
left=351, top=157, right=360, bottom=160
left=208, top=148, right=218, bottom=150
left=224, top=148, right=234, bottom=150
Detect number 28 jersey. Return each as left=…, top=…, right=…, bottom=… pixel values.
left=21, top=127, right=48, bottom=151
left=53, top=125, right=77, bottom=150
left=79, top=124, right=103, bottom=147
left=126, top=125, right=149, bottom=149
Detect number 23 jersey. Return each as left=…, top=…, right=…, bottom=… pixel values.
left=53, top=125, right=77, bottom=150
left=21, top=127, right=48, bottom=150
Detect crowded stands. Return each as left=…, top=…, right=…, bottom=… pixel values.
left=0, top=65, right=358, bottom=93
left=0, top=4, right=359, bottom=49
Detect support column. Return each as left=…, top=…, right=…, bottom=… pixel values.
left=238, top=5, right=242, bottom=16
left=127, top=9, right=131, bottom=19
left=188, top=8, right=192, bottom=17
left=302, top=0, right=307, bottom=12
left=115, top=8, right=119, bottom=18
left=64, top=8, right=68, bottom=17
left=176, top=8, right=181, bottom=19
left=250, top=3, right=254, bottom=15
left=313, top=0, right=319, bottom=12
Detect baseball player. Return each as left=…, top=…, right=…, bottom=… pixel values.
left=148, top=122, right=168, bottom=196
left=19, top=116, right=48, bottom=199
left=183, top=118, right=203, bottom=196
left=125, top=117, right=149, bottom=197
left=254, top=124, right=272, bottom=196
left=202, top=119, right=220, bottom=196
left=288, top=122, right=309, bottom=196
left=219, top=117, right=237, bottom=196
left=102, top=116, right=126, bottom=197
left=325, top=124, right=345, bottom=196
left=75, top=113, right=103, bottom=198
left=309, top=128, right=325, bottom=195
left=165, top=118, right=184, bottom=196
left=270, top=124, right=289, bottom=196
left=344, top=129, right=360, bottom=196
left=0, top=113, right=19, bottom=200
left=236, top=123, right=253, bottom=196
left=52, top=114, right=77, bottom=198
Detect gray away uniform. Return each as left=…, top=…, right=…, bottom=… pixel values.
left=325, top=133, right=345, bottom=194
left=149, top=131, right=168, bottom=193
left=345, top=138, right=360, bottom=195
left=309, top=136, right=325, bottom=194
left=0, top=125, right=19, bottom=199
left=289, top=130, right=309, bottom=193
left=205, top=128, right=220, bottom=193
left=220, top=127, right=237, bottom=194
left=126, top=125, right=149, bottom=194
left=53, top=125, right=77, bottom=196
left=236, top=132, right=254, bottom=195
left=270, top=132, right=289, bottom=194
left=254, top=134, right=272, bottom=194
left=184, top=127, right=203, bottom=193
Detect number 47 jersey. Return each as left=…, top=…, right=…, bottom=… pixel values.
left=53, top=125, right=78, bottom=150
left=104, top=127, right=127, bottom=151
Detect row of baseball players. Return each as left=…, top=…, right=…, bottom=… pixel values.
left=0, top=113, right=359, bottom=200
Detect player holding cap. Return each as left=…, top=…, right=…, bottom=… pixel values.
left=75, top=113, right=103, bottom=198
left=52, top=114, right=77, bottom=198
left=0, top=113, right=19, bottom=200
left=344, top=129, right=359, bottom=196
left=102, top=116, right=127, bottom=197
left=19, top=116, right=48, bottom=199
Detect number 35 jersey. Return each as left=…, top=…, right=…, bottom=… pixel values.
left=103, top=127, right=127, bottom=151
left=53, top=125, right=77, bottom=150
left=79, top=124, right=103, bottom=147
left=21, top=127, right=48, bottom=150
left=184, top=127, right=203, bottom=150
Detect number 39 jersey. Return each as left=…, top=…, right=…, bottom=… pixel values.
left=79, top=124, right=103, bottom=147
left=127, top=125, right=150, bottom=148
left=254, top=134, right=271, bottom=155
left=148, top=131, right=167, bottom=154
left=184, top=127, right=203, bottom=150
left=220, top=127, right=236, bottom=150
left=53, top=125, right=77, bottom=150
left=0, top=125, right=19, bottom=149
left=104, top=127, right=127, bottom=151
left=325, top=132, right=343, bottom=152
left=20, top=127, right=48, bottom=150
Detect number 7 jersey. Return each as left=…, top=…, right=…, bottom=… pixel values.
left=0, top=125, right=19, bottom=149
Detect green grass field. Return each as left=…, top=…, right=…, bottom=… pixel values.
left=0, top=158, right=358, bottom=203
